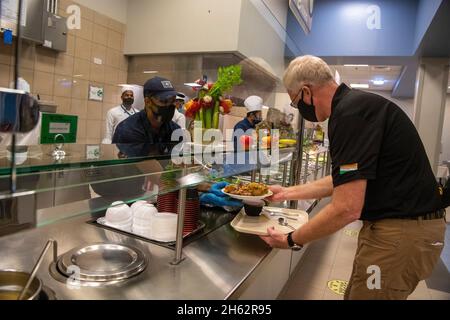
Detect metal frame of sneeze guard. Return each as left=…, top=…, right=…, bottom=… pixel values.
left=172, top=163, right=190, bottom=265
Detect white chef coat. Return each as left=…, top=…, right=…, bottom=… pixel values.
left=102, top=105, right=139, bottom=144
left=172, top=109, right=186, bottom=129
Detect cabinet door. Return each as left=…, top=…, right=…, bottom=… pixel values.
left=236, top=249, right=292, bottom=300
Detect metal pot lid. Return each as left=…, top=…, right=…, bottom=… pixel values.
left=57, top=243, right=147, bottom=282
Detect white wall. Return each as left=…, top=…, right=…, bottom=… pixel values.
left=74, top=0, right=128, bottom=23
left=237, top=0, right=288, bottom=79
left=262, top=0, right=289, bottom=29
left=124, top=0, right=242, bottom=55
left=440, top=94, right=450, bottom=163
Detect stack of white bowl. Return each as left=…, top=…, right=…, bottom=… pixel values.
left=150, top=212, right=178, bottom=242
left=132, top=202, right=158, bottom=238
left=105, top=201, right=133, bottom=232
left=104, top=200, right=178, bottom=242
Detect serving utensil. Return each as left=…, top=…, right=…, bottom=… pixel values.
left=266, top=211, right=297, bottom=220
left=17, top=239, right=58, bottom=300
left=277, top=217, right=296, bottom=231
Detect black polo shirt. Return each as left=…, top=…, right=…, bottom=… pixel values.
left=329, top=84, right=441, bottom=220
left=112, top=110, right=180, bottom=144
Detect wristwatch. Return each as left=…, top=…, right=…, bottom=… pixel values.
left=287, top=232, right=303, bottom=251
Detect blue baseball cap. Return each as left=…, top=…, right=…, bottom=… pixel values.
left=143, top=77, right=177, bottom=101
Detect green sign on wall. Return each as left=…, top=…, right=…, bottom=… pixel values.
left=40, top=113, right=78, bottom=144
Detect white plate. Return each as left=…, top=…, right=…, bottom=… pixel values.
left=221, top=188, right=273, bottom=201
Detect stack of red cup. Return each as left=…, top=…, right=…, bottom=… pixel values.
left=178, top=189, right=200, bottom=236
left=157, top=191, right=178, bottom=213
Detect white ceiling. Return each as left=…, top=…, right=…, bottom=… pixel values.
left=331, top=65, right=403, bottom=92
left=331, top=65, right=450, bottom=93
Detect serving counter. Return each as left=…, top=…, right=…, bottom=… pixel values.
left=0, top=197, right=325, bottom=300
left=0, top=143, right=329, bottom=300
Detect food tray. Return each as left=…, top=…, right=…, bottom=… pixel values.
left=230, top=208, right=308, bottom=236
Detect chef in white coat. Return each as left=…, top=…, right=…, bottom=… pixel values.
left=102, top=87, right=139, bottom=144
left=172, top=92, right=186, bottom=129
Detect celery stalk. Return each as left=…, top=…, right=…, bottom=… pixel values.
left=204, top=107, right=212, bottom=129
left=212, top=101, right=220, bottom=129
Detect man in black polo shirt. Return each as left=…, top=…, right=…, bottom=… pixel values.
left=261, top=55, right=446, bottom=300
left=113, top=76, right=181, bottom=146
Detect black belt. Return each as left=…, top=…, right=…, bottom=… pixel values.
left=395, top=209, right=446, bottom=220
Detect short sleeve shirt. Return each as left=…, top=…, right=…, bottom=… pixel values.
left=328, top=84, right=441, bottom=220
left=112, top=110, right=180, bottom=144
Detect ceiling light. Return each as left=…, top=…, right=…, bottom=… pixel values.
left=350, top=83, right=369, bottom=89
left=372, top=79, right=385, bottom=86
left=372, top=66, right=392, bottom=71
left=143, top=71, right=158, bottom=74
left=344, top=64, right=369, bottom=67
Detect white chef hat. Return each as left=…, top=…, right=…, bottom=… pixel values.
left=10, top=77, right=31, bottom=93
left=244, top=96, right=263, bottom=113
left=121, top=85, right=135, bottom=95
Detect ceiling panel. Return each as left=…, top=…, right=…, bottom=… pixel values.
left=331, top=65, right=403, bottom=92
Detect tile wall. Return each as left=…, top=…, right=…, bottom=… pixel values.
left=0, top=0, right=128, bottom=144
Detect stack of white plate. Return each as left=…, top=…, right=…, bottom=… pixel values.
left=105, top=201, right=133, bottom=232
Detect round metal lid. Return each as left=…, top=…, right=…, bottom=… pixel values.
left=57, top=243, right=147, bottom=283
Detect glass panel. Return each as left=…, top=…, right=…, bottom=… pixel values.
left=0, top=0, right=330, bottom=238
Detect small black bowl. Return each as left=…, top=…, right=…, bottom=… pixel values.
left=244, top=204, right=264, bottom=217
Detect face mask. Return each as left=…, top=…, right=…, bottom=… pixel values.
left=296, top=91, right=319, bottom=122
left=150, top=104, right=176, bottom=125
left=123, top=98, right=134, bottom=107
left=253, top=117, right=262, bottom=125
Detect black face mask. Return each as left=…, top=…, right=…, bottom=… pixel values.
left=150, top=104, right=176, bottom=125
left=253, top=117, right=262, bottom=125
left=123, top=98, right=134, bottom=107
left=296, top=91, right=319, bottom=123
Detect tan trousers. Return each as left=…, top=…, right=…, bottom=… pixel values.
left=344, top=217, right=446, bottom=300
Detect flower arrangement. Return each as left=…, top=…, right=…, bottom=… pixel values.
left=184, top=65, right=242, bottom=129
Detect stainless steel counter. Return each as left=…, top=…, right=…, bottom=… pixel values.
left=0, top=208, right=272, bottom=300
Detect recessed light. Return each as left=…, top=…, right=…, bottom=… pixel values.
left=344, top=64, right=369, bottom=67
left=372, top=80, right=385, bottom=86
left=143, top=71, right=158, bottom=74
left=350, top=83, right=369, bottom=89
left=73, top=74, right=83, bottom=77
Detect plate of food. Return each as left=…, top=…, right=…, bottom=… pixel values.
left=222, top=182, right=273, bottom=200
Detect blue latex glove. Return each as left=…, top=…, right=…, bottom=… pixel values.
left=209, top=181, right=230, bottom=197
left=200, top=193, right=243, bottom=208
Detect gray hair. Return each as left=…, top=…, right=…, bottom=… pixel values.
left=283, top=55, right=335, bottom=92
